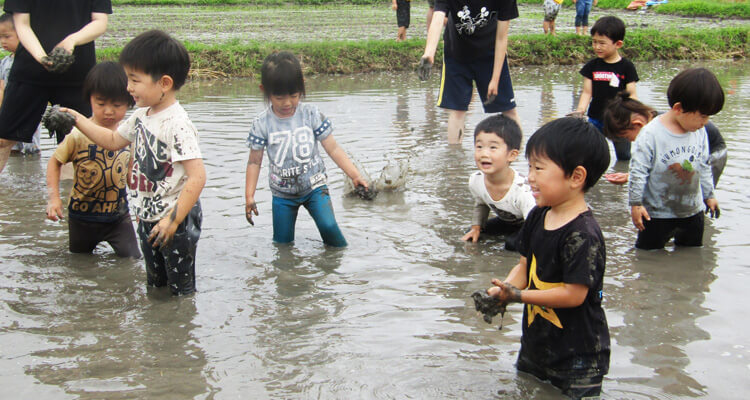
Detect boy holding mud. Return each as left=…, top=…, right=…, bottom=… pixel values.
left=62, top=30, right=206, bottom=295
left=487, top=117, right=611, bottom=399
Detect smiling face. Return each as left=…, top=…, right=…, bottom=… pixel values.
left=474, top=131, right=518, bottom=176
left=123, top=66, right=168, bottom=111
left=90, top=95, right=129, bottom=130
left=0, top=21, right=18, bottom=53
left=527, top=153, right=573, bottom=208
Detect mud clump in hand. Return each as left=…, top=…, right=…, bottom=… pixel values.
left=41, top=47, right=75, bottom=73
left=471, top=290, right=507, bottom=330
left=354, top=184, right=377, bottom=201
left=42, top=104, right=76, bottom=142
left=417, top=57, right=432, bottom=81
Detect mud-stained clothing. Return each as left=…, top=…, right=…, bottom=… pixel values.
left=68, top=213, right=140, bottom=258
left=543, top=0, right=562, bottom=22
left=468, top=168, right=535, bottom=227
left=138, top=202, right=202, bottom=295
left=515, top=206, right=610, bottom=387
left=118, top=102, right=202, bottom=223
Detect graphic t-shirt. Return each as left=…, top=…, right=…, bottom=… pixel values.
left=628, top=117, right=714, bottom=218
left=516, top=206, right=610, bottom=379
left=579, top=57, right=639, bottom=120
left=3, top=0, right=112, bottom=86
left=247, top=103, right=332, bottom=199
left=434, top=0, right=519, bottom=61
left=53, top=128, right=130, bottom=222
left=468, top=168, right=535, bottom=226
left=117, top=102, right=202, bottom=222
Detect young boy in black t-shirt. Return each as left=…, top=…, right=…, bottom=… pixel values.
left=487, top=117, right=611, bottom=399
left=572, top=15, right=638, bottom=161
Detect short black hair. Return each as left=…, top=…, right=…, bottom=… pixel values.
left=261, top=51, right=305, bottom=98
left=473, top=114, right=522, bottom=150
left=667, top=68, right=724, bottom=115
left=590, top=15, right=626, bottom=42
left=526, top=117, right=610, bottom=192
left=119, top=30, right=190, bottom=90
left=0, top=13, right=13, bottom=26
left=82, top=61, right=135, bottom=107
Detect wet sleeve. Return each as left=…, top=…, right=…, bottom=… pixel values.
left=698, top=130, right=715, bottom=200
left=91, top=0, right=113, bottom=14
left=246, top=117, right=267, bottom=150
left=169, top=118, right=202, bottom=162
left=628, top=131, right=653, bottom=206
left=561, top=230, right=605, bottom=287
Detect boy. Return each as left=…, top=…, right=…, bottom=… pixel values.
left=572, top=15, right=638, bottom=161
left=629, top=68, right=723, bottom=250
left=392, top=0, right=410, bottom=42
left=543, top=0, right=563, bottom=36
left=488, top=117, right=611, bottom=399
left=46, top=61, right=140, bottom=258
left=461, top=114, right=535, bottom=251
left=62, top=30, right=206, bottom=295
left=0, top=0, right=111, bottom=174
left=0, top=13, right=41, bottom=155
left=420, top=0, right=520, bottom=144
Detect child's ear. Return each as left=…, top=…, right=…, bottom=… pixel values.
left=508, top=149, right=519, bottom=163
left=570, top=165, right=587, bottom=190
left=158, top=75, right=174, bottom=91
left=614, top=40, right=624, bottom=49
left=672, top=102, right=684, bottom=114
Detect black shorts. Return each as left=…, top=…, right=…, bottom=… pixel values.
left=137, top=202, right=202, bottom=295
left=0, top=80, right=91, bottom=144
left=68, top=213, right=141, bottom=258
left=396, top=0, right=411, bottom=28
left=516, top=355, right=603, bottom=399
left=438, top=55, right=516, bottom=113
left=635, top=212, right=704, bottom=250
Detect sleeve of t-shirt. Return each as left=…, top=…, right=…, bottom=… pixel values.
left=628, top=128, right=654, bottom=206
left=168, top=118, right=202, bottom=162
left=579, top=59, right=595, bottom=79
left=247, top=116, right=268, bottom=150
left=310, top=107, right=333, bottom=142
left=433, top=0, right=449, bottom=14
left=623, top=59, right=639, bottom=84
left=52, top=130, right=79, bottom=164
left=4, top=0, right=30, bottom=13
left=92, top=0, right=113, bottom=14
left=497, top=0, right=520, bottom=21
left=117, top=111, right=139, bottom=143
left=705, top=121, right=725, bottom=151
left=560, top=229, right=605, bottom=287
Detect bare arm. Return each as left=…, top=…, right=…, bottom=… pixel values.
left=574, top=78, right=593, bottom=114
left=244, top=149, right=263, bottom=225
left=625, top=81, right=637, bottom=100
left=320, top=135, right=368, bottom=188
left=61, top=108, right=131, bottom=150
left=422, top=10, right=447, bottom=63
left=45, top=156, right=64, bottom=221
left=56, top=13, right=109, bottom=53
left=13, top=13, right=47, bottom=64
left=487, top=20, right=510, bottom=98
left=0, top=79, right=5, bottom=105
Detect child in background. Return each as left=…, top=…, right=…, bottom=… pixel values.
left=461, top=114, right=535, bottom=251
left=0, top=13, right=40, bottom=155
left=602, top=91, right=727, bottom=187
left=573, top=0, right=597, bottom=35
left=573, top=15, right=638, bottom=161
left=61, top=30, right=206, bottom=295
left=245, top=51, right=368, bottom=247
left=543, top=0, right=563, bottom=36
left=392, top=0, right=411, bottom=42
left=488, top=117, right=611, bottom=400
left=46, top=61, right=140, bottom=258
left=629, top=68, right=723, bottom=250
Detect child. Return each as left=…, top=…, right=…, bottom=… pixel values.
left=392, top=0, right=410, bottom=42
left=245, top=51, right=368, bottom=247
left=46, top=61, right=140, bottom=258
left=543, top=0, right=563, bottom=36
left=573, top=0, right=597, bottom=35
left=461, top=114, right=535, bottom=251
left=487, top=117, right=611, bottom=399
left=61, top=30, right=206, bottom=295
left=573, top=15, right=638, bottom=161
left=0, top=13, right=41, bottom=155
left=420, top=0, right=520, bottom=144
left=602, top=91, right=727, bottom=187
left=628, top=68, right=723, bottom=250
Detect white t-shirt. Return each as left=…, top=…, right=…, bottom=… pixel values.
left=468, top=167, right=536, bottom=226
left=117, top=102, right=202, bottom=222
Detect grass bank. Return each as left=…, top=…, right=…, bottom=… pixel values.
left=97, top=27, right=748, bottom=78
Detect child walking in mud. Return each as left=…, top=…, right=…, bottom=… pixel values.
left=487, top=117, right=611, bottom=399
left=392, top=0, right=410, bottom=41
left=46, top=61, right=140, bottom=258
left=461, top=114, right=535, bottom=251
left=61, top=30, right=206, bottom=295
left=244, top=51, right=368, bottom=247
left=628, top=68, right=723, bottom=250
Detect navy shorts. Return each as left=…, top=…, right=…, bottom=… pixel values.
left=396, top=0, right=411, bottom=28
left=635, top=212, right=704, bottom=250
left=0, top=80, right=91, bottom=143
left=438, top=55, right=516, bottom=113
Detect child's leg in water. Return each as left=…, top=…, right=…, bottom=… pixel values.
left=272, top=195, right=302, bottom=244
left=304, top=186, right=347, bottom=247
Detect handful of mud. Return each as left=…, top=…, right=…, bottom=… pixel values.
left=417, top=57, right=432, bottom=81
left=471, top=290, right=507, bottom=330
left=354, top=185, right=377, bottom=201
left=42, top=105, right=76, bottom=143
left=41, top=47, right=75, bottom=74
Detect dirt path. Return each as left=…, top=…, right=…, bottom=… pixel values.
left=100, top=3, right=748, bottom=48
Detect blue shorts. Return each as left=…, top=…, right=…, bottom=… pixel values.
left=272, top=185, right=347, bottom=247
left=437, top=55, right=516, bottom=113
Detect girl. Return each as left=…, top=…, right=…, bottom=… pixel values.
left=602, top=91, right=727, bottom=186
left=245, top=51, right=368, bottom=247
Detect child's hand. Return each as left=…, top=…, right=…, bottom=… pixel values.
left=604, top=172, right=629, bottom=185
left=417, top=57, right=433, bottom=81
left=488, top=279, right=523, bottom=303
left=705, top=198, right=720, bottom=218
left=631, top=205, right=650, bottom=231
left=245, top=200, right=259, bottom=226
left=46, top=198, right=63, bottom=221
left=461, top=226, right=481, bottom=243
left=149, top=210, right=179, bottom=249
left=56, top=106, right=83, bottom=124
left=352, top=176, right=369, bottom=190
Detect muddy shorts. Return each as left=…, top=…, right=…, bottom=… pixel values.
left=544, top=0, right=562, bottom=22
left=396, top=0, right=411, bottom=28
left=137, top=202, right=202, bottom=295
left=438, top=55, right=516, bottom=113
left=635, top=212, right=704, bottom=250
left=68, top=213, right=141, bottom=258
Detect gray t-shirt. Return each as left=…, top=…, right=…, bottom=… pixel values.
left=247, top=103, right=332, bottom=198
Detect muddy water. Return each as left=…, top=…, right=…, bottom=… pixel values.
left=1, top=60, right=748, bottom=399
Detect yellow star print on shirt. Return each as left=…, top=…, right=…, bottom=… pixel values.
left=526, top=254, right=564, bottom=329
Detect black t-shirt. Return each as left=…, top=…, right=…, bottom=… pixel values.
left=434, top=0, right=518, bottom=61
left=516, top=206, right=610, bottom=379
left=3, top=0, right=112, bottom=86
left=579, top=57, right=639, bottom=121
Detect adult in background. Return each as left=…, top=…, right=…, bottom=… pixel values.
left=0, top=0, right=111, bottom=175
